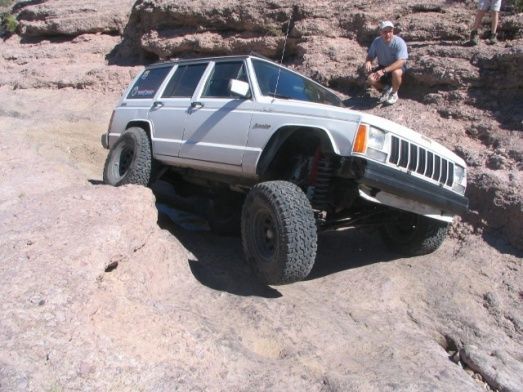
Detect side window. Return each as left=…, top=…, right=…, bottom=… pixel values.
left=127, top=66, right=172, bottom=99
left=252, top=59, right=341, bottom=106
left=202, top=61, right=249, bottom=98
left=252, top=60, right=279, bottom=96
left=252, top=60, right=305, bottom=98
left=162, top=63, right=207, bottom=98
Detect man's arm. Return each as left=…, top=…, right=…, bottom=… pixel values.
left=364, top=56, right=375, bottom=73
left=365, top=39, right=378, bottom=73
left=380, top=58, right=406, bottom=74
left=368, top=58, right=406, bottom=82
left=370, top=59, right=407, bottom=80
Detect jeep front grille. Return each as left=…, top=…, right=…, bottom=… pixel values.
left=389, top=136, right=454, bottom=187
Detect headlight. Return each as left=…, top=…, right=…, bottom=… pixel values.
left=368, top=126, right=386, bottom=150
left=367, top=126, right=387, bottom=162
left=453, top=164, right=467, bottom=194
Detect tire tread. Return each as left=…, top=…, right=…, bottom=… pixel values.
left=380, top=212, right=448, bottom=256
left=241, top=181, right=317, bottom=285
left=103, top=127, right=153, bottom=187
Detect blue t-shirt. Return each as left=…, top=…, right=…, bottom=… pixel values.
left=368, top=36, right=408, bottom=67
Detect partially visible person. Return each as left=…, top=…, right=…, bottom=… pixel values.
left=364, top=20, right=408, bottom=105
left=469, top=0, right=502, bottom=45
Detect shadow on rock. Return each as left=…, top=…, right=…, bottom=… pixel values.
left=467, top=88, right=523, bottom=133
left=153, top=177, right=401, bottom=289
left=157, top=198, right=397, bottom=291
left=343, top=95, right=379, bottom=110
left=157, top=210, right=282, bottom=298
left=105, top=2, right=158, bottom=66
left=309, top=228, right=396, bottom=280
left=482, top=230, right=523, bottom=258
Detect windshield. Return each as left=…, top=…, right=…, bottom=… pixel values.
left=252, top=59, right=342, bottom=107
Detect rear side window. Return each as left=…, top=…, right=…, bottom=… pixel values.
left=202, top=61, right=249, bottom=98
left=162, top=63, right=208, bottom=98
left=127, top=66, right=172, bottom=99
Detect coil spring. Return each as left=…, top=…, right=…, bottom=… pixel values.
left=311, top=157, right=334, bottom=210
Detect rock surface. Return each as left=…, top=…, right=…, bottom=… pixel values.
left=16, top=0, right=135, bottom=37
left=3, top=0, right=522, bottom=247
left=0, top=0, right=522, bottom=391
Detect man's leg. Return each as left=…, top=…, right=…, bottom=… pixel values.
left=487, top=8, right=500, bottom=44
left=469, top=9, right=486, bottom=45
left=391, top=69, right=403, bottom=93
left=491, top=10, right=499, bottom=34
left=488, top=0, right=502, bottom=43
left=385, top=69, right=403, bottom=105
left=472, top=10, right=487, bottom=31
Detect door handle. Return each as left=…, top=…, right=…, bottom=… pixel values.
left=151, top=101, right=164, bottom=110
left=190, top=101, right=204, bottom=109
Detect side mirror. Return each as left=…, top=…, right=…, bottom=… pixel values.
left=228, top=79, right=250, bottom=98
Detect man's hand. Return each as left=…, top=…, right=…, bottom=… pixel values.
left=364, top=61, right=373, bottom=73
left=369, top=68, right=386, bottom=82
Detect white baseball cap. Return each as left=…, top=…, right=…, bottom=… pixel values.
left=379, top=20, right=394, bottom=30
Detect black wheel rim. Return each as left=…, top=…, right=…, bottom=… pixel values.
left=253, top=210, right=277, bottom=261
left=115, top=145, right=134, bottom=178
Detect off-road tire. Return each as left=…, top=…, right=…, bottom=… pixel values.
left=241, top=181, right=317, bottom=285
left=379, top=211, right=448, bottom=256
left=103, top=127, right=153, bottom=187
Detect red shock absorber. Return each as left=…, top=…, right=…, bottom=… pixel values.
left=308, top=146, right=322, bottom=186
left=307, top=147, right=333, bottom=210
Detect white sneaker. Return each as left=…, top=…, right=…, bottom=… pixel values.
left=386, top=92, right=398, bottom=105
left=379, top=85, right=392, bottom=103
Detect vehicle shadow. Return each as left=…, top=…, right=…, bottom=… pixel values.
left=309, top=228, right=396, bottom=280
left=157, top=203, right=397, bottom=293
left=156, top=209, right=282, bottom=298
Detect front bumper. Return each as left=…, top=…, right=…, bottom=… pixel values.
left=338, top=158, right=469, bottom=215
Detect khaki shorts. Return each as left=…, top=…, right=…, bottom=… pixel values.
left=478, top=0, right=502, bottom=12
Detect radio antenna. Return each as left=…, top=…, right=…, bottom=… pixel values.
left=280, top=10, right=293, bottom=64
left=273, top=8, right=294, bottom=98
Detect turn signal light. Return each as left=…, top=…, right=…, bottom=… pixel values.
left=353, top=123, right=368, bottom=153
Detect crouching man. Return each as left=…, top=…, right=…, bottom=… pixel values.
left=364, top=20, right=408, bottom=105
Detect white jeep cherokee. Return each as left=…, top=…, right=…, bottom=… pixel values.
left=101, top=55, right=468, bottom=285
